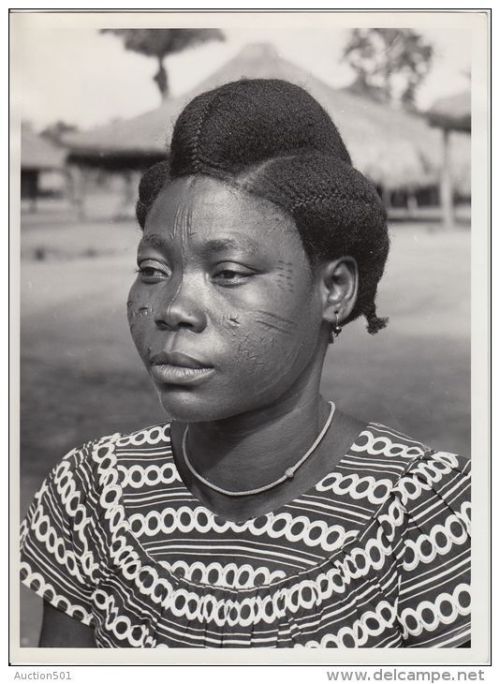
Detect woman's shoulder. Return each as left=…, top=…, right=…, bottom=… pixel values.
left=347, top=421, right=470, bottom=505
left=352, top=422, right=470, bottom=522
left=63, top=422, right=173, bottom=459
left=24, top=423, right=173, bottom=510
left=21, top=421, right=174, bottom=569
left=19, top=425, right=176, bottom=633
left=353, top=421, right=469, bottom=466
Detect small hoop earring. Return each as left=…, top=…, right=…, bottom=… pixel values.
left=329, top=311, right=343, bottom=344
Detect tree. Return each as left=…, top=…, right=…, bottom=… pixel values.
left=100, top=28, right=225, bottom=100
left=342, top=29, right=433, bottom=108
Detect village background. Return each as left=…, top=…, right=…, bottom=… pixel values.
left=15, top=23, right=471, bottom=646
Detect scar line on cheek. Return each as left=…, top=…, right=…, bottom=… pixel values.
left=254, top=310, right=297, bottom=328
left=127, top=304, right=151, bottom=319
left=254, top=319, right=294, bottom=335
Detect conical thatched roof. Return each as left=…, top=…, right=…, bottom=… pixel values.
left=426, top=91, right=471, bottom=132
left=63, top=43, right=470, bottom=191
left=22, top=124, right=67, bottom=170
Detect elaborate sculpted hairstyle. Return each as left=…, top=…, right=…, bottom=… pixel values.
left=136, top=78, right=389, bottom=333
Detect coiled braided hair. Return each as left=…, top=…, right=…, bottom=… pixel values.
left=136, top=78, right=389, bottom=334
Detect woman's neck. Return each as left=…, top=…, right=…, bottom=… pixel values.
left=170, top=388, right=365, bottom=523
left=180, top=383, right=329, bottom=493
left=168, top=358, right=365, bottom=522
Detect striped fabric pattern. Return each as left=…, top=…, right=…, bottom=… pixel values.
left=20, top=422, right=471, bottom=648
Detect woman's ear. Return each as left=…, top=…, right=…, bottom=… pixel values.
left=320, top=256, right=359, bottom=326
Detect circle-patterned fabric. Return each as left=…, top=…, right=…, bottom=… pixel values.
left=20, top=422, right=471, bottom=648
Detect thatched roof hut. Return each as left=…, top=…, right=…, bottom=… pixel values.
left=22, top=124, right=67, bottom=171
left=63, top=43, right=469, bottom=192
left=21, top=124, right=67, bottom=204
left=426, top=91, right=471, bottom=133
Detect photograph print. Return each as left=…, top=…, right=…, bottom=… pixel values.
left=11, top=10, right=489, bottom=661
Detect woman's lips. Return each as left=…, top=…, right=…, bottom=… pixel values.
left=149, top=351, right=215, bottom=386
left=150, top=364, right=215, bottom=386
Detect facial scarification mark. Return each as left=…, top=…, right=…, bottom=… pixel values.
left=187, top=206, right=196, bottom=239
left=254, top=310, right=297, bottom=328
left=258, top=333, right=277, bottom=348
left=274, top=259, right=297, bottom=293
left=172, top=183, right=195, bottom=245
left=165, top=199, right=194, bottom=308
left=254, top=319, right=293, bottom=335
left=273, top=274, right=295, bottom=294
left=128, top=289, right=151, bottom=333
left=253, top=308, right=298, bottom=336
left=236, top=338, right=266, bottom=369
left=173, top=202, right=189, bottom=239
left=220, top=314, right=241, bottom=336
left=143, top=234, right=167, bottom=251
left=277, top=259, right=295, bottom=272
left=127, top=301, right=150, bottom=321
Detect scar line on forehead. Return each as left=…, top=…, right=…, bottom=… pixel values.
left=173, top=201, right=194, bottom=238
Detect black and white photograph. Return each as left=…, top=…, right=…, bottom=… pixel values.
left=9, top=8, right=490, bottom=666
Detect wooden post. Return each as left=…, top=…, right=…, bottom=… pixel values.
left=407, top=189, right=418, bottom=220
left=381, top=185, right=391, bottom=211
left=113, top=171, right=135, bottom=221
left=440, top=128, right=454, bottom=230
left=68, top=164, right=87, bottom=221
left=27, top=170, right=38, bottom=212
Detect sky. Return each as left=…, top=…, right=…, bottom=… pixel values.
left=11, top=21, right=472, bottom=133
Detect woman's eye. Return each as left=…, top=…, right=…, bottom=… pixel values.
left=136, top=263, right=169, bottom=282
left=212, top=267, right=254, bottom=285
left=219, top=270, right=240, bottom=280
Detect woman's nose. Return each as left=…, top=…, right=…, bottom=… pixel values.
left=154, top=278, right=207, bottom=333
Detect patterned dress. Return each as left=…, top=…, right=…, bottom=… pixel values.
left=20, top=422, right=471, bottom=648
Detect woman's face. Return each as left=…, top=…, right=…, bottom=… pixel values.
left=128, top=175, right=327, bottom=422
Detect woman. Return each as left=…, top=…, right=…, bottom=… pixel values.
left=20, top=79, right=471, bottom=648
